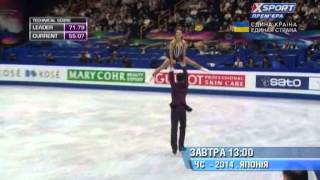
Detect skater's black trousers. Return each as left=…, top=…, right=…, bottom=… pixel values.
left=171, top=106, right=186, bottom=151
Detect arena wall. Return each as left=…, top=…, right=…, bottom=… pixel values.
left=1, top=64, right=320, bottom=99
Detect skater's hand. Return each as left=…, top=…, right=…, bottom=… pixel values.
left=182, top=56, right=187, bottom=65
left=170, top=58, right=173, bottom=65
left=169, top=64, right=174, bottom=72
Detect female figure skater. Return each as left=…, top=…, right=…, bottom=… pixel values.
left=152, top=29, right=208, bottom=77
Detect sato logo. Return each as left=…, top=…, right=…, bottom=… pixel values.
left=256, top=75, right=309, bottom=90
left=251, top=3, right=296, bottom=13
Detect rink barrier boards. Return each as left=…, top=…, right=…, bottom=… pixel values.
left=0, top=64, right=320, bottom=100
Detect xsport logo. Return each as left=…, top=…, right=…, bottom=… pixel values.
left=251, top=3, right=296, bottom=19
left=256, top=75, right=309, bottom=90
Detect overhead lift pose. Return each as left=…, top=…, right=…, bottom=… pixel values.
left=152, top=29, right=209, bottom=77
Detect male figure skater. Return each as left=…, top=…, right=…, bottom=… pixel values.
left=169, top=62, right=192, bottom=154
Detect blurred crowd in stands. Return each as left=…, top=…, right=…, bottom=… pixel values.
left=49, top=0, right=167, bottom=36
left=49, top=0, right=320, bottom=34
left=78, top=49, right=133, bottom=67
left=2, top=38, right=320, bottom=71
left=2, top=0, right=320, bottom=72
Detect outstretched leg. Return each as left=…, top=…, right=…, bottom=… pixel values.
left=152, top=56, right=209, bottom=77
left=152, top=58, right=171, bottom=76
left=184, top=56, right=209, bottom=71
left=184, top=56, right=202, bottom=69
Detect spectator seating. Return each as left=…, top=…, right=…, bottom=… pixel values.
left=2, top=46, right=320, bottom=73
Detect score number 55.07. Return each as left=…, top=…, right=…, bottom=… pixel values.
left=65, top=33, right=87, bottom=41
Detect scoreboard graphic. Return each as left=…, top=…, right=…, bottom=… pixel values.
left=29, top=17, right=88, bottom=41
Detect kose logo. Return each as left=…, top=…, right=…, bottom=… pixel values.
left=25, top=69, right=60, bottom=79
left=256, top=75, right=308, bottom=90
left=251, top=3, right=296, bottom=13
left=0, top=69, right=22, bottom=78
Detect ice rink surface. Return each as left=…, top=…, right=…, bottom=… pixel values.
left=0, top=86, right=319, bottom=180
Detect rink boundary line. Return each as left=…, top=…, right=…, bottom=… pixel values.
left=1, top=81, right=320, bottom=100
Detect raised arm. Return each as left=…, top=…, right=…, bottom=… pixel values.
left=169, top=40, right=175, bottom=65
left=181, top=63, right=188, bottom=86
left=169, top=65, right=175, bottom=86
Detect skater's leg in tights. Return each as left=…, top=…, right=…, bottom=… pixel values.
left=184, top=56, right=209, bottom=71
left=152, top=58, right=171, bottom=76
